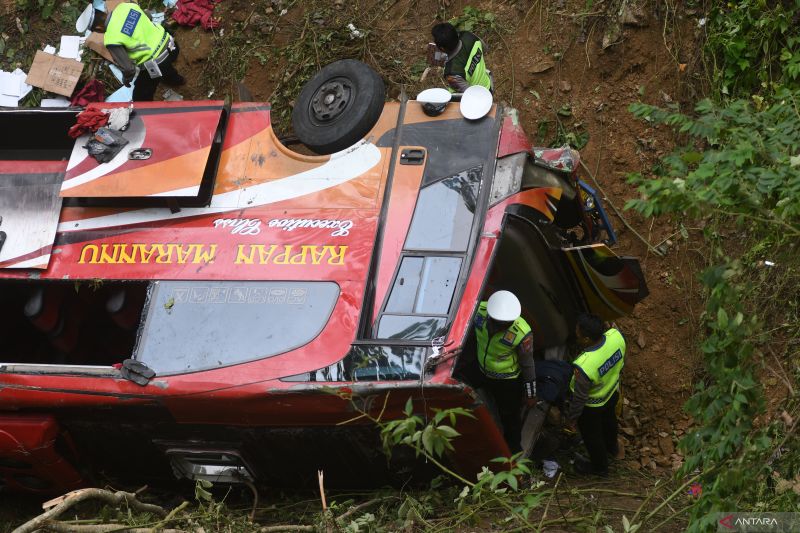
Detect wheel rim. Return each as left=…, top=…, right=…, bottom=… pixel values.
left=309, top=77, right=354, bottom=125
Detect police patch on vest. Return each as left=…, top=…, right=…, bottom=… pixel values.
left=500, top=330, right=516, bottom=346
left=468, top=49, right=482, bottom=76
left=598, top=349, right=623, bottom=377
left=121, top=9, right=141, bottom=37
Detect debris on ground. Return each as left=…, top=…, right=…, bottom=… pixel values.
left=172, top=0, right=221, bottom=29
left=68, top=107, right=109, bottom=138
left=85, top=126, right=129, bottom=162
left=57, top=35, right=82, bottom=61
left=163, top=87, right=184, bottom=101
left=26, top=49, right=84, bottom=97
left=0, top=68, right=32, bottom=106
left=41, top=96, right=70, bottom=107
left=70, top=78, right=105, bottom=106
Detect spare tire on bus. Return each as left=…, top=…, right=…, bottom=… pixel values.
left=291, top=59, right=385, bottom=155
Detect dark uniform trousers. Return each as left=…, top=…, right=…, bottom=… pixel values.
left=577, top=391, right=619, bottom=472
left=483, top=376, right=524, bottom=454
left=133, top=41, right=182, bottom=102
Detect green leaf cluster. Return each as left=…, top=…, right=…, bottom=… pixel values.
left=706, top=0, right=800, bottom=96
left=450, top=6, right=499, bottom=34
left=625, top=89, right=800, bottom=522
left=626, top=91, right=800, bottom=233
left=379, top=398, right=474, bottom=460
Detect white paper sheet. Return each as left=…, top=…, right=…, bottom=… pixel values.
left=44, top=45, right=57, bottom=54
left=58, top=36, right=82, bottom=60
left=41, top=97, right=71, bottom=107
left=0, top=94, right=19, bottom=107
left=12, top=68, right=32, bottom=98
left=0, top=71, right=22, bottom=97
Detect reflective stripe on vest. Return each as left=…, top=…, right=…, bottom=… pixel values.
left=104, top=3, right=168, bottom=65
left=464, top=40, right=491, bottom=91
left=569, top=328, right=626, bottom=407
left=474, top=302, right=531, bottom=380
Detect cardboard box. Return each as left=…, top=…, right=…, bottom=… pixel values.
left=85, top=32, right=115, bottom=63
left=25, top=51, right=84, bottom=97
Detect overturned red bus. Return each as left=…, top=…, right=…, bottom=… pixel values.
left=0, top=62, right=647, bottom=494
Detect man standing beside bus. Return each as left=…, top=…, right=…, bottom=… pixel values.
left=474, top=290, right=535, bottom=454
left=563, top=313, right=626, bottom=476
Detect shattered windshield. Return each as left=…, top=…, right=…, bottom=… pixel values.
left=134, top=281, right=339, bottom=375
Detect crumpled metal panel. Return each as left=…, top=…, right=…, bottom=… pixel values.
left=490, top=152, right=525, bottom=205
left=0, top=163, right=64, bottom=269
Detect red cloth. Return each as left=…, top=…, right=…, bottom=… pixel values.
left=70, top=79, right=106, bottom=107
left=68, top=108, right=109, bottom=139
left=172, top=0, right=220, bottom=29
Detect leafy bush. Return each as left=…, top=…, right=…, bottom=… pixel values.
left=626, top=89, right=800, bottom=531
left=450, top=6, right=500, bottom=34
left=627, top=92, right=800, bottom=234
left=706, top=0, right=800, bottom=96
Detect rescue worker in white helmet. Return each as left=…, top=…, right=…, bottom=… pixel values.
left=473, top=290, right=535, bottom=454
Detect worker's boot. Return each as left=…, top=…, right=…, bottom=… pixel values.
left=163, top=73, right=186, bottom=87
left=573, top=457, right=608, bottom=477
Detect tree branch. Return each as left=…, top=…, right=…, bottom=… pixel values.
left=13, top=489, right=166, bottom=533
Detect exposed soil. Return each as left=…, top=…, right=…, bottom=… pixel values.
left=0, top=0, right=710, bottom=528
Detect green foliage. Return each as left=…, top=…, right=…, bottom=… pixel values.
left=450, top=6, right=499, bottom=34
left=706, top=0, right=800, bottom=95
left=380, top=398, right=474, bottom=459
left=626, top=80, right=800, bottom=531
left=627, top=92, right=800, bottom=233
left=15, top=0, right=57, bottom=19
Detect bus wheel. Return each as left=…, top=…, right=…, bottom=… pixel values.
left=291, top=59, right=385, bottom=154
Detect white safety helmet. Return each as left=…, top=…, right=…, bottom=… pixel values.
left=486, top=290, right=521, bottom=323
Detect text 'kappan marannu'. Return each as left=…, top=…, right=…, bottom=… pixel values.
left=77, top=243, right=348, bottom=265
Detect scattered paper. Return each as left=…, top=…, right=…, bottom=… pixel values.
left=0, top=71, right=22, bottom=97
left=58, top=36, right=82, bottom=60
left=163, top=0, right=177, bottom=7
left=41, top=97, right=71, bottom=107
left=0, top=68, right=33, bottom=106
left=151, top=12, right=165, bottom=25
left=44, top=45, right=57, bottom=55
left=13, top=69, right=33, bottom=99
left=0, top=95, right=19, bottom=107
